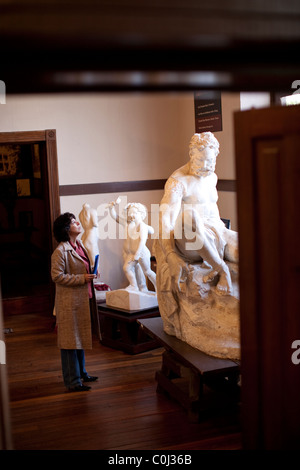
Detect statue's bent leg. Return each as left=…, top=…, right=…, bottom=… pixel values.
left=139, top=256, right=156, bottom=291
left=175, top=208, right=232, bottom=294
left=135, top=262, right=148, bottom=292
left=123, top=260, right=139, bottom=291
left=199, top=241, right=232, bottom=294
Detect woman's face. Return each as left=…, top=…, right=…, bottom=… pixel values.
left=68, top=218, right=82, bottom=238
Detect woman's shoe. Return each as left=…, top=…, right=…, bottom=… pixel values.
left=68, top=384, right=91, bottom=392
left=82, top=375, right=98, bottom=382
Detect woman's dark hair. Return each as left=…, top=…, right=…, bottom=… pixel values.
left=53, top=212, right=76, bottom=242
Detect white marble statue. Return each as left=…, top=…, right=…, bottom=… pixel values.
left=79, top=203, right=99, bottom=268
left=106, top=198, right=157, bottom=311
left=107, top=198, right=156, bottom=291
left=154, top=132, right=240, bottom=359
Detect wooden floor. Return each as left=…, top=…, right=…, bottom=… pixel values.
left=4, top=312, right=242, bottom=451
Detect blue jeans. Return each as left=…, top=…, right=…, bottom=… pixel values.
left=60, top=349, right=88, bottom=389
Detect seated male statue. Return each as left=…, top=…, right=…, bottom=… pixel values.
left=158, top=131, right=238, bottom=295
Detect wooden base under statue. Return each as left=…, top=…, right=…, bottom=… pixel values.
left=97, top=303, right=160, bottom=354
left=139, top=317, right=240, bottom=422
left=106, top=288, right=158, bottom=312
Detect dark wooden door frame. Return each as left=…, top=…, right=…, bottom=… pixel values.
left=234, top=106, right=300, bottom=449
left=0, top=129, right=60, bottom=252
left=0, top=129, right=61, bottom=313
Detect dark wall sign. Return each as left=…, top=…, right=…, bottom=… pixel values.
left=194, top=91, right=222, bottom=133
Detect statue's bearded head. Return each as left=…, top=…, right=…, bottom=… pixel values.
left=189, top=132, right=219, bottom=176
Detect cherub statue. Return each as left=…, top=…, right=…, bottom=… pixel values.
left=107, top=198, right=156, bottom=292
left=79, top=203, right=99, bottom=268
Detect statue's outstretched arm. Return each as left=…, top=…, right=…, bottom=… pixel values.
left=107, top=197, right=126, bottom=226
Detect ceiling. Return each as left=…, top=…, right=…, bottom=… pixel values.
left=1, top=0, right=300, bottom=94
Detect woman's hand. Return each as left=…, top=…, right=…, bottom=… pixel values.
left=84, top=273, right=97, bottom=283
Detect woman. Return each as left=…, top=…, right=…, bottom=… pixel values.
left=51, top=212, right=98, bottom=392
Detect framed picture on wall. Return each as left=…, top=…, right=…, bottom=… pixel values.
left=194, top=91, right=223, bottom=133
left=0, top=144, right=21, bottom=177
left=16, top=178, right=31, bottom=197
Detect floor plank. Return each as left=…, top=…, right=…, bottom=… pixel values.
left=4, top=313, right=241, bottom=450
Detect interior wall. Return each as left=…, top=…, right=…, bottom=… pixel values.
left=0, top=92, right=240, bottom=289
left=214, top=93, right=241, bottom=231
left=240, top=92, right=271, bottom=111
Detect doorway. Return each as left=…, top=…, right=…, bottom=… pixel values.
left=234, top=104, right=300, bottom=448
left=0, top=130, right=60, bottom=315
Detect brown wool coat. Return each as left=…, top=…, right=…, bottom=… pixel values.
left=51, top=240, right=94, bottom=350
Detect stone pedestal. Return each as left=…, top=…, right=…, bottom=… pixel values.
left=106, top=289, right=158, bottom=312
left=154, top=240, right=240, bottom=360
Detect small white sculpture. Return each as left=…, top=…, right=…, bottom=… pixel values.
left=107, top=198, right=156, bottom=292
left=79, top=203, right=99, bottom=267
left=154, top=132, right=240, bottom=359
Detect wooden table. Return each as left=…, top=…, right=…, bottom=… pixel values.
left=139, top=317, right=240, bottom=421
left=97, top=303, right=160, bottom=354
